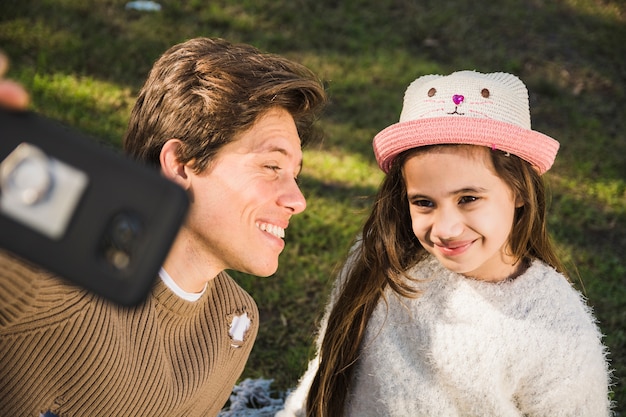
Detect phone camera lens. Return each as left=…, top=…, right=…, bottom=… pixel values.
left=110, top=213, right=142, bottom=251
left=101, top=211, right=144, bottom=272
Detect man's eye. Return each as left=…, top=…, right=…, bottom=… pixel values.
left=265, top=165, right=280, bottom=172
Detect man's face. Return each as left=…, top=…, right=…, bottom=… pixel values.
left=181, top=107, right=305, bottom=278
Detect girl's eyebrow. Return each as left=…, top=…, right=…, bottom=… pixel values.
left=451, top=186, right=488, bottom=195
left=406, top=186, right=488, bottom=200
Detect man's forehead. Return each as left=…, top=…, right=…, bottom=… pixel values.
left=252, top=137, right=302, bottom=159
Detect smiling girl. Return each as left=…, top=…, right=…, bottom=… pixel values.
left=278, top=71, right=612, bottom=417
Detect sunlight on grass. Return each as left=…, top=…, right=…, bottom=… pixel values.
left=563, top=0, right=625, bottom=20
left=28, top=72, right=133, bottom=145
left=32, top=72, right=132, bottom=111
left=552, top=174, right=626, bottom=214
left=303, top=149, right=383, bottom=188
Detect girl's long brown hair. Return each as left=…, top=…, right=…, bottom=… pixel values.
left=306, top=145, right=566, bottom=417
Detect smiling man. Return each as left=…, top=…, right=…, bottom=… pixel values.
left=159, top=107, right=307, bottom=289
left=0, top=37, right=326, bottom=416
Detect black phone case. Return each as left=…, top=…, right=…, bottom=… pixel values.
left=0, top=109, right=189, bottom=306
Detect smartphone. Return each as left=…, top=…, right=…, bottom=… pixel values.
left=0, top=109, right=189, bottom=306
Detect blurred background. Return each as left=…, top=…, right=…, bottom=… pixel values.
left=2, top=0, right=624, bottom=411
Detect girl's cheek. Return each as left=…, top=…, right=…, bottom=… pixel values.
left=411, top=219, right=426, bottom=239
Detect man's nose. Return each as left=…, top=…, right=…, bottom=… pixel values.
left=279, top=178, right=306, bottom=214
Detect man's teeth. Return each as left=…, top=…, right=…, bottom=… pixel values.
left=256, top=222, right=285, bottom=238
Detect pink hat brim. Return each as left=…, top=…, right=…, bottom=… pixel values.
left=373, top=116, right=560, bottom=174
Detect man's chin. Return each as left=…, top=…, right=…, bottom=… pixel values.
left=245, top=262, right=279, bottom=278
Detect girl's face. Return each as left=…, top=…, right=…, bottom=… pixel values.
left=403, top=146, right=522, bottom=282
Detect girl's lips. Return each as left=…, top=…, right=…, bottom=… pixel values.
left=436, top=240, right=473, bottom=256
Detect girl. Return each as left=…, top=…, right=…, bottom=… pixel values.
left=278, top=71, right=612, bottom=416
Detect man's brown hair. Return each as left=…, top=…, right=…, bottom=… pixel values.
left=124, top=37, right=326, bottom=172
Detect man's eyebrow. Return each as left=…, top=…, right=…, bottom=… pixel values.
left=261, top=145, right=303, bottom=174
left=264, top=145, right=289, bottom=156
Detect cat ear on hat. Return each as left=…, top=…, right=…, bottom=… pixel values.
left=399, top=74, right=443, bottom=122
left=405, top=74, right=443, bottom=93
left=486, top=72, right=529, bottom=100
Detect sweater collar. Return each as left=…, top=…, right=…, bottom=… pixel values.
left=151, top=274, right=215, bottom=316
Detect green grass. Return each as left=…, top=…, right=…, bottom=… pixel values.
left=2, top=0, right=625, bottom=410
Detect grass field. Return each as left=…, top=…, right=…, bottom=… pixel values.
left=2, top=0, right=624, bottom=411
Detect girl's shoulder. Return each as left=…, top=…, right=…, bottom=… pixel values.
left=513, top=260, right=586, bottom=304
left=514, top=260, right=598, bottom=321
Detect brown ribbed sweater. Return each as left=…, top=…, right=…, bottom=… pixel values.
left=0, top=249, right=259, bottom=417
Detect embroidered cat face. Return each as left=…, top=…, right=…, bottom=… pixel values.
left=398, top=71, right=532, bottom=130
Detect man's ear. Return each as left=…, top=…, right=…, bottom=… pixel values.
left=160, top=139, right=191, bottom=189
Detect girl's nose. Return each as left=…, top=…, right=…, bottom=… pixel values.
left=431, top=208, right=463, bottom=240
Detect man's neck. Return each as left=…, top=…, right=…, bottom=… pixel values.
left=162, top=232, right=221, bottom=293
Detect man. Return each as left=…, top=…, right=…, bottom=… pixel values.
left=0, top=38, right=326, bottom=416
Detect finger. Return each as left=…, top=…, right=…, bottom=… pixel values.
left=0, top=80, right=30, bottom=110
left=0, top=51, right=8, bottom=78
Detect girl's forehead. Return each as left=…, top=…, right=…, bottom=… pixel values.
left=403, top=146, right=503, bottom=190
left=406, top=144, right=493, bottom=167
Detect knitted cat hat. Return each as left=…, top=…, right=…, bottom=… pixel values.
left=372, top=71, right=560, bottom=174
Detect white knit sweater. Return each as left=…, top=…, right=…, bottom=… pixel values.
left=278, top=256, right=612, bottom=417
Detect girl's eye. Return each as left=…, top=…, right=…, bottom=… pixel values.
left=459, top=196, right=478, bottom=204
left=413, top=199, right=434, bottom=208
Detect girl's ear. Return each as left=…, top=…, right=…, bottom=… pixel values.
left=160, top=139, right=191, bottom=190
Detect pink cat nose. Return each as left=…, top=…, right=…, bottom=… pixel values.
left=452, top=94, right=464, bottom=105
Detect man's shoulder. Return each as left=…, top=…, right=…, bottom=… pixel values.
left=0, top=249, right=93, bottom=330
